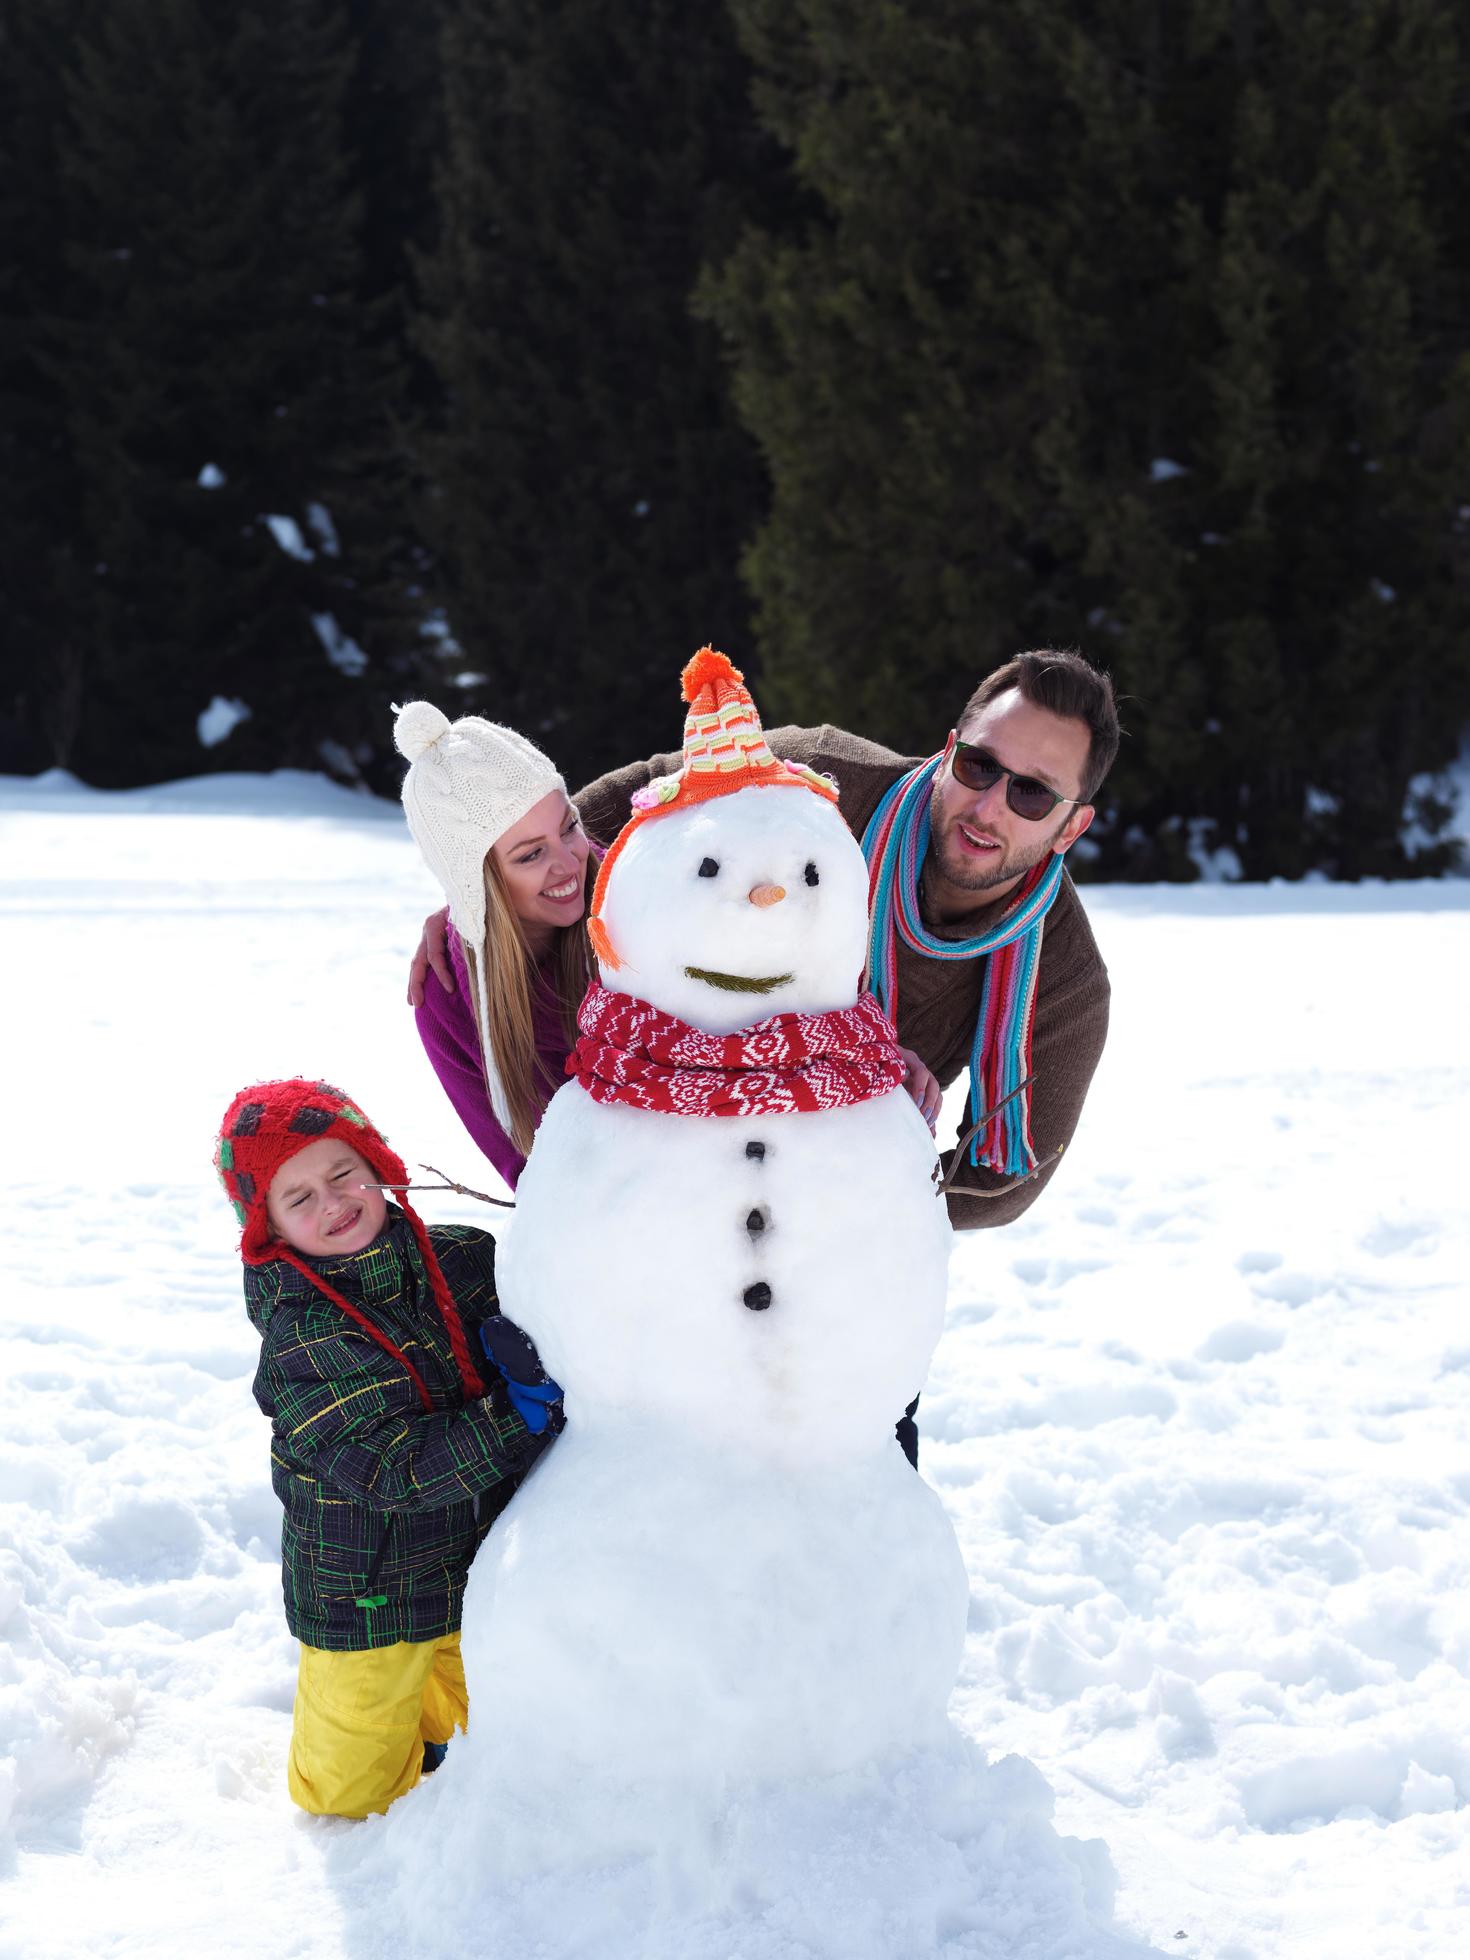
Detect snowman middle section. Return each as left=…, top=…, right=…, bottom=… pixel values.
left=507, top=1083, right=953, bottom=1468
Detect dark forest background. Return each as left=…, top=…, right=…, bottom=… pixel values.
left=2, top=0, right=1468, bottom=879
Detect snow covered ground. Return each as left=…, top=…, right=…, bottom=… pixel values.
left=1, top=769, right=1465, bottom=1958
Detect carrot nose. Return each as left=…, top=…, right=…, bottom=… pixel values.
left=748, top=883, right=786, bottom=908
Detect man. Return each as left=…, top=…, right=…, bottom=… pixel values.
left=569, top=645, right=1117, bottom=1233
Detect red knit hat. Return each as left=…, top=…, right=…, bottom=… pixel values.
left=587, top=647, right=839, bottom=970
left=215, top=1078, right=484, bottom=1409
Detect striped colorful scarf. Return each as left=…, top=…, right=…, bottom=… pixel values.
left=861, top=755, right=1065, bottom=1174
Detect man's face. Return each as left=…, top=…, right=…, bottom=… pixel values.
left=927, top=688, right=1095, bottom=902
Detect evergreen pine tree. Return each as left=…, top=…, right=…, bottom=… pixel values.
left=708, top=0, right=1470, bottom=876
left=703, top=3, right=1203, bottom=835
left=1181, top=0, right=1470, bottom=876
left=53, top=0, right=425, bottom=788
left=417, top=0, right=777, bottom=785
left=0, top=0, right=89, bottom=773
left=346, top=0, right=447, bottom=321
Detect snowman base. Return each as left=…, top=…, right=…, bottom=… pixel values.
left=457, top=1418, right=971, bottom=1803
left=355, top=1426, right=1153, bottom=1955
left=353, top=1734, right=1149, bottom=1959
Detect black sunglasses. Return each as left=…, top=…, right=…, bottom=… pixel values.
left=950, top=740, right=1082, bottom=822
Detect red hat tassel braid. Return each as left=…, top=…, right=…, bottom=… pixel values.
left=399, top=1199, right=486, bottom=1401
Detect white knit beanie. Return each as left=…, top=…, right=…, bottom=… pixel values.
left=395, top=701, right=566, bottom=1133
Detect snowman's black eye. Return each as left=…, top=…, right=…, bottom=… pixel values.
left=804, top=861, right=820, bottom=886
left=698, top=857, right=719, bottom=878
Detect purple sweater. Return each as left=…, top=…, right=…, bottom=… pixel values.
left=414, top=929, right=573, bottom=1192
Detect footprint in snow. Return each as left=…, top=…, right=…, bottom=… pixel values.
left=1235, top=1249, right=1283, bottom=1275
left=1239, top=1747, right=1462, bottom=1833
left=1075, top=1203, right=1117, bottom=1226
left=948, top=1298, right=998, bottom=1326
left=1359, top=1215, right=1438, bottom=1259
left=1195, top=1322, right=1286, bottom=1364
left=1250, top=1269, right=1324, bottom=1309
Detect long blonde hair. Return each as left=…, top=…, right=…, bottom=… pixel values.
left=460, top=849, right=596, bottom=1159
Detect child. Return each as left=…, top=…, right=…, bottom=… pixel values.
left=215, top=1076, right=559, bottom=1819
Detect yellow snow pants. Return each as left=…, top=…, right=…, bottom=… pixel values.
left=287, top=1631, right=467, bottom=1819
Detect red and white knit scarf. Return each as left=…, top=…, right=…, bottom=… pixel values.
left=568, top=981, right=905, bottom=1118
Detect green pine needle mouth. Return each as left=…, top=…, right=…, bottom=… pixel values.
left=684, top=966, right=794, bottom=995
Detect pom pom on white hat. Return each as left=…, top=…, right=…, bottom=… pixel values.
left=393, top=699, right=452, bottom=764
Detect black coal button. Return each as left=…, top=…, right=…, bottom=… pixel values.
left=743, top=1282, right=773, bottom=1312
left=745, top=1140, right=766, bottom=1161
left=746, top=1208, right=766, bottom=1236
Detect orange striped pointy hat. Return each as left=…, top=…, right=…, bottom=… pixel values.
left=587, top=647, right=838, bottom=971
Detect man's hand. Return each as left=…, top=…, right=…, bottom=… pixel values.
left=898, top=1046, right=942, bottom=1133
left=407, top=906, right=454, bottom=1007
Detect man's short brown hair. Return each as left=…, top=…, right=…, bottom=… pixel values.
left=958, top=648, right=1120, bottom=803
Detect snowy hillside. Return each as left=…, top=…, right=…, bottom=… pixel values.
left=1, top=770, right=1466, bottom=1958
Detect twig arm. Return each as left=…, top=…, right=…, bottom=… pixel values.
left=940, top=1142, right=1064, bottom=1200
left=939, top=1075, right=1034, bottom=1194
left=366, top=1162, right=516, bottom=1209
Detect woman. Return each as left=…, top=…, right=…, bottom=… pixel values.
left=394, top=699, right=597, bottom=1191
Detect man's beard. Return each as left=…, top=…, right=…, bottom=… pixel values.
left=929, top=815, right=1060, bottom=896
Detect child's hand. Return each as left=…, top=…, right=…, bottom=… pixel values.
left=481, top=1315, right=563, bottom=1435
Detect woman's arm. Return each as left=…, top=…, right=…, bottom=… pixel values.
left=570, top=728, right=839, bottom=845
left=572, top=744, right=685, bottom=844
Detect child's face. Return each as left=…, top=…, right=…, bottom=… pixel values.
left=266, top=1138, right=388, bottom=1258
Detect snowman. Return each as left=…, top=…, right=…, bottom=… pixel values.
left=450, top=651, right=969, bottom=1855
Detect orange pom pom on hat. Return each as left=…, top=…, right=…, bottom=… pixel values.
left=214, top=1078, right=485, bottom=1409
left=587, top=648, right=839, bottom=970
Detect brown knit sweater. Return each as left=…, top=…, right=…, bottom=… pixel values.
left=575, top=724, right=1110, bottom=1232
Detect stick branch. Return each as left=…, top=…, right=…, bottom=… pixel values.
left=938, top=1075, right=1034, bottom=1194
left=367, top=1163, right=516, bottom=1209
left=940, top=1142, right=1064, bottom=1200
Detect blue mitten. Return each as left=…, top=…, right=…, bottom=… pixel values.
left=500, top=1376, right=562, bottom=1432
left=479, top=1314, right=564, bottom=1435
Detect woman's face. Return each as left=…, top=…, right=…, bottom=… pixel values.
left=492, top=790, right=591, bottom=949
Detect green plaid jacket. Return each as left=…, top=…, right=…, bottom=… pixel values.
left=245, top=1211, right=545, bottom=1651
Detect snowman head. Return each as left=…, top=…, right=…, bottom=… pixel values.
left=586, top=650, right=869, bottom=1031
left=596, top=785, right=869, bottom=1031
